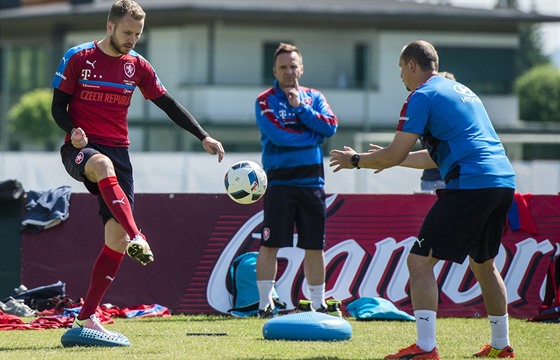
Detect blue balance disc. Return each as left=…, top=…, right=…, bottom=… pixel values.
left=61, top=327, right=131, bottom=347
left=262, top=312, right=352, bottom=341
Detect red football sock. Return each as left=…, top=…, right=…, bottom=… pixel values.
left=98, top=176, right=139, bottom=239
left=78, top=245, right=124, bottom=320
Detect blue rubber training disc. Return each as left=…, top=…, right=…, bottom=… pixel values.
left=61, top=327, right=131, bottom=347
left=262, top=312, right=352, bottom=341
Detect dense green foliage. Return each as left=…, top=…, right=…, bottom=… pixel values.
left=516, top=25, right=551, bottom=77
left=515, top=65, right=560, bottom=123
left=8, top=88, right=60, bottom=149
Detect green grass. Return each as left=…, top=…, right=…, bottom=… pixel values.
left=1, top=315, right=558, bottom=359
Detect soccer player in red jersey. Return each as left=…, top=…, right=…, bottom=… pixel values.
left=51, top=0, right=224, bottom=336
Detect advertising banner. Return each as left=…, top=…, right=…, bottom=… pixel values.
left=21, top=193, right=559, bottom=318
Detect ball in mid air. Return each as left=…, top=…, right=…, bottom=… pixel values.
left=224, top=160, right=267, bottom=204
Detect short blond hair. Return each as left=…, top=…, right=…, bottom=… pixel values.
left=108, top=0, right=146, bottom=23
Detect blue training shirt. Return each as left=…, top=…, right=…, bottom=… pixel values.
left=397, top=76, right=515, bottom=190
left=256, top=80, right=338, bottom=187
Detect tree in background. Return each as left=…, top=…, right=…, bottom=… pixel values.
left=8, top=88, right=60, bottom=150
left=493, top=0, right=551, bottom=76
left=493, top=0, right=555, bottom=125
left=517, top=24, right=551, bottom=77
left=515, top=64, right=560, bottom=123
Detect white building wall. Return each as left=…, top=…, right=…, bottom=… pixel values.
left=59, top=25, right=520, bottom=128
left=2, top=152, right=558, bottom=195
left=54, top=25, right=524, bottom=154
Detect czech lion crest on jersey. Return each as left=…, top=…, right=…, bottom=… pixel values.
left=74, top=151, right=84, bottom=164
left=124, top=62, right=135, bottom=78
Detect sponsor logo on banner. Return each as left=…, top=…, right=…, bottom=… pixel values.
left=207, top=194, right=558, bottom=316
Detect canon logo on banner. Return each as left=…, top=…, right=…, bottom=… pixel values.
left=207, top=195, right=558, bottom=316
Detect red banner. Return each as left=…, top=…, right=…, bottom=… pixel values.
left=21, top=193, right=559, bottom=318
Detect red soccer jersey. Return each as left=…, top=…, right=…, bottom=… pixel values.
left=52, top=41, right=166, bottom=147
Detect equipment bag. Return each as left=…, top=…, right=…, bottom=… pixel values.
left=0, top=179, right=24, bottom=201
left=4, top=280, right=66, bottom=311
left=227, top=251, right=285, bottom=316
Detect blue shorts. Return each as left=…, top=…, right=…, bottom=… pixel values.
left=60, top=142, right=134, bottom=222
left=261, top=186, right=326, bottom=250
left=413, top=188, right=514, bottom=264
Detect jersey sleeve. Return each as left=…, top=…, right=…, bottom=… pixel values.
left=51, top=43, right=92, bottom=95
left=295, top=90, right=338, bottom=138
left=397, top=92, right=430, bottom=135
left=136, top=56, right=167, bottom=100
left=255, top=92, right=322, bottom=147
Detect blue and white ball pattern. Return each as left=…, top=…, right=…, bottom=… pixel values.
left=224, top=161, right=267, bottom=204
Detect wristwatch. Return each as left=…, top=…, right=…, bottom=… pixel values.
left=351, top=154, right=361, bottom=169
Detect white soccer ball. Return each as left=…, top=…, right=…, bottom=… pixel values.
left=224, top=160, right=267, bottom=205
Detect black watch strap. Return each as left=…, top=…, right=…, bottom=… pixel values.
left=351, top=154, right=360, bottom=169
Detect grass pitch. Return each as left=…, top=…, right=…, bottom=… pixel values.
left=1, top=315, right=558, bottom=359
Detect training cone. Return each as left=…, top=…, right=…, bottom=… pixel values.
left=61, top=327, right=131, bottom=347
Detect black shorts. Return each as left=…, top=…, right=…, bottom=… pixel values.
left=261, top=186, right=326, bottom=250
left=60, top=142, right=134, bottom=221
left=412, top=188, right=514, bottom=264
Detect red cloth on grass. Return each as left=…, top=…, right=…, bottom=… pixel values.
left=0, top=304, right=170, bottom=330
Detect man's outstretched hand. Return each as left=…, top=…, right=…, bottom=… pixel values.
left=202, top=137, right=225, bottom=162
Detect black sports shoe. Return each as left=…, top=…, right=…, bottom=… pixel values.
left=257, top=304, right=275, bottom=319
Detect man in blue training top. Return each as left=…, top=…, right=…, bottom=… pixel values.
left=255, top=42, right=338, bottom=318
left=330, top=40, right=515, bottom=359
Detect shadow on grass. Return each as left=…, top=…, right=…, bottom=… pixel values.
left=0, top=345, right=113, bottom=352
left=130, top=314, right=236, bottom=323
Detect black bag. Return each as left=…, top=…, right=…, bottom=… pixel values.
left=5, top=281, right=66, bottom=310
left=0, top=179, right=24, bottom=201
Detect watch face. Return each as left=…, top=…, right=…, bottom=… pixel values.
left=351, top=154, right=360, bottom=168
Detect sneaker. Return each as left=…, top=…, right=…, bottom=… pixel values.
left=257, top=304, right=275, bottom=319
left=1, top=297, right=36, bottom=317
left=272, top=298, right=287, bottom=311
left=474, top=345, right=515, bottom=358
left=324, top=299, right=342, bottom=317
left=297, top=299, right=342, bottom=317
left=385, top=343, right=440, bottom=359
left=126, top=233, right=154, bottom=265
left=13, top=284, right=28, bottom=295
left=297, top=299, right=314, bottom=312
left=72, top=314, right=114, bottom=337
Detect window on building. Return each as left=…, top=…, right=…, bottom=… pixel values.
left=437, top=47, right=516, bottom=95
left=262, top=41, right=371, bottom=89
left=6, top=45, right=50, bottom=94
left=354, top=43, right=368, bottom=89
